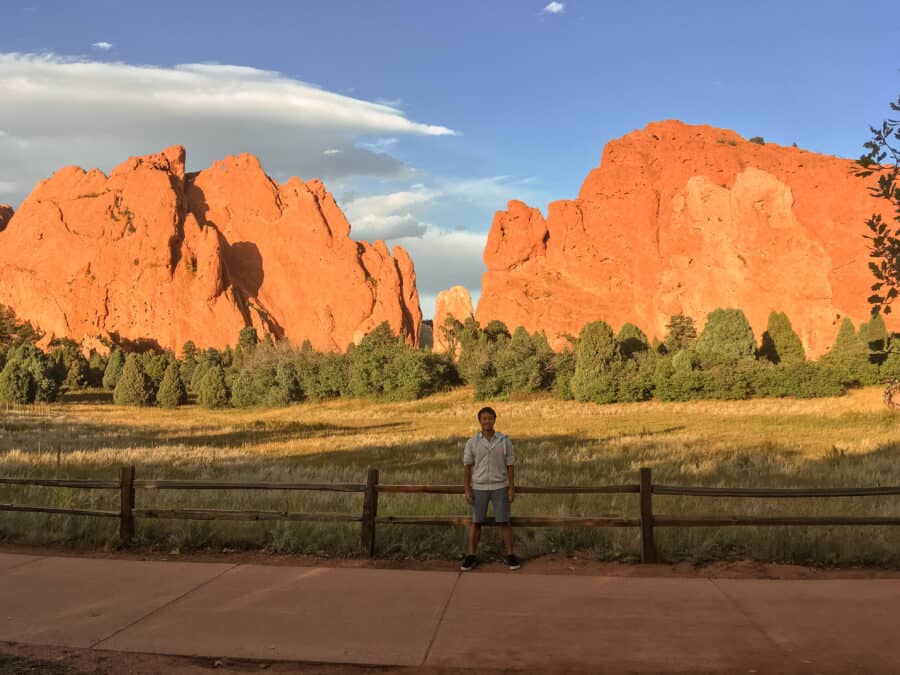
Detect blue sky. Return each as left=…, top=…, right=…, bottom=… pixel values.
left=1, top=0, right=898, bottom=316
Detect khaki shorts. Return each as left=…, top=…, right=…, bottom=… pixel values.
left=472, top=487, right=510, bottom=524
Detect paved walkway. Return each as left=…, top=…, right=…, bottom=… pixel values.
left=1, top=553, right=899, bottom=674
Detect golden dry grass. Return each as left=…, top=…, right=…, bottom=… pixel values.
left=1, top=387, right=898, bottom=564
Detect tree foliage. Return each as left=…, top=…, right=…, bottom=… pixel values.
left=692, top=309, right=756, bottom=368
left=857, top=93, right=900, bottom=316
left=156, top=362, right=187, bottom=408
left=759, top=311, right=805, bottom=365
left=113, top=353, right=155, bottom=406
left=102, top=349, right=125, bottom=390
left=198, top=363, right=229, bottom=408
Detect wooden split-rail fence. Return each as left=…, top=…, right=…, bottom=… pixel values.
left=2, top=467, right=900, bottom=563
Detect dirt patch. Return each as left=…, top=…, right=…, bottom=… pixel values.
left=3, top=543, right=900, bottom=579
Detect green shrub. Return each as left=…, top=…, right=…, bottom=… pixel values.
left=693, top=309, right=756, bottom=368
left=757, top=361, right=844, bottom=398
left=491, top=328, right=554, bottom=396
left=156, top=362, right=187, bottom=408
left=65, top=357, right=89, bottom=389
left=295, top=346, right=349, bottom=400
left=0, top=357, right=35, bottom=403
left=616, top=351, right=656, bottom=402
left=113, top=354, right=155, bottom=406
left=265, top=360, right=302, bottom=407
left=749, top=136, right=765, bottom=145
left=190, top=350, right=223, bottom=392
left=820, top=318, right=877, bottom=385
left=662, top=314, right=698, bottom=354
left=197, top=363, right=229, bottom=408
left=102, top=348, right=125, bottom=390
left=141, top=351, right=171, bottom=390
left=87, top=352, right=107, bottom=387
left=616, top=323, right=649, bottom=359
left=570, top=321, right=621, bottom=403
left=758, top=311, right=805, bottom=365
left=551, top=349, right=577, bottom=400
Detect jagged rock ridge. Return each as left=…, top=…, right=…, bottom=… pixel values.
left=476, top=120, right=897, bottom=357
left=0, top=146, right=421, bottom=352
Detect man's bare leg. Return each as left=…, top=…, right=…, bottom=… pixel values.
left=501, top=524, right=514, bottom=555
left=468, top=523, right=482, bottom=555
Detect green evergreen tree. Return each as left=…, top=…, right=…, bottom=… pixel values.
left=570, top=321, right=620, bottom=403
left=0, top=356, right=36, bottom=403
left=758, top=311, right=806, bottom=365
left=229, top=369, right=261, bottom=407
left=821, top=318, right=875, bottom=385
left=238, top=326, right=259, bottom=350
left=113, top=354, right=155, bottom=406
left=483, top=320, right=511, bottom=342
left=190, top=350, right=222, bottom=393
left=491, top=328, right=554, bottom=396
left=616, top=323, right=650, bottom=359
left=693, top=309, right=757, bottom=368
left=102, top=349, right=125, bottom=390
left=87, top=352, right=107, bottom=387
left=663, top=314, right=698, bottom=354
left=266, top=359, right=302, bottom=406
left=65, top=357, right=88, bottom=389
left=858, top=314, right=889, bottom=368
left=198, top=363, right=229, bottom=408
left=551, top=347, right=577, bottom=400
left=141, top=351, right=170, bottom=390
left=348, top=323, right=400, bottom=398
left=156, top=362, right=187, bottom=408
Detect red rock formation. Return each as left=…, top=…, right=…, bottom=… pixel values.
left=0, top=204, right=12, bottom=232
left=477, top=121, right=896, bottom=357
left=0, top=147, right=421, bottom=352
left=433, top=286, right=474, bottom=354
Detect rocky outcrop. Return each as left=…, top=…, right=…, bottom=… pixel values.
left=433, top=285, right=474, bottom=354
left=476, top=121, right=897, bottom=357
left=0, top=204, right=12, bottom=232
left=0, top=147, right=421, bottom=352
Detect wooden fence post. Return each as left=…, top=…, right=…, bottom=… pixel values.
left=360, top=468, right=380, bottom=558
left=639, top=467, right=658, bottom=564
left=119, top=465, right=135, bottom=547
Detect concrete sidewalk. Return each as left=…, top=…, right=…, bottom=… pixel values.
left=1, top=553, right=899, bottom=673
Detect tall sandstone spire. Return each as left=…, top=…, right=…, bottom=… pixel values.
left=0, top=146, right=421, bottom=352
left=476, top=120, right=897, bottom=357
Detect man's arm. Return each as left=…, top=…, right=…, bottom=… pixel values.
left=507, top=465, right=515, bottom=503
left=464, top=464, right=474, bottom=504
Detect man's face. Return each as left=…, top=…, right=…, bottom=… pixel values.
left=479, top=413, right=496, bottom=434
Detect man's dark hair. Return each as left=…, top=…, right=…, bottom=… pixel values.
left=477, top=406, right=497, bottom=419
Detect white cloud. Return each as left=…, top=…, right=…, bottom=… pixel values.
left=396, top=227, right=487, bottom=319
left=0, top=52, right=456, bottom=207
left=542, top=2, right=565, bottom=14
left=343, top=190, right=436, bottom=240
left=91, top=42, right=113, bottom=51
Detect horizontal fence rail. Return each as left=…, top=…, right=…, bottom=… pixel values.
left=0, top=478, right=119, bottom=489
left=134, top=508, right=362, bottom=523
left=133, top=480, right=365, bottom=492
left=653, top=485, right=900, bottom=498
left=1, top=466, right=899, bottom=563
left=0, top=504, right=119, bottom=518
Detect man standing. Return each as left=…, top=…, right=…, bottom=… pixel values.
left=461, top=406, right=521, bottom=571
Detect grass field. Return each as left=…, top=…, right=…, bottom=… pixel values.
left=1, top=387, right=898, bottom=565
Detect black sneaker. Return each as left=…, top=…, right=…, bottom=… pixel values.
left=460, top=554, right=479, bottom=571
left=506, top=554, right=522, bottom=570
